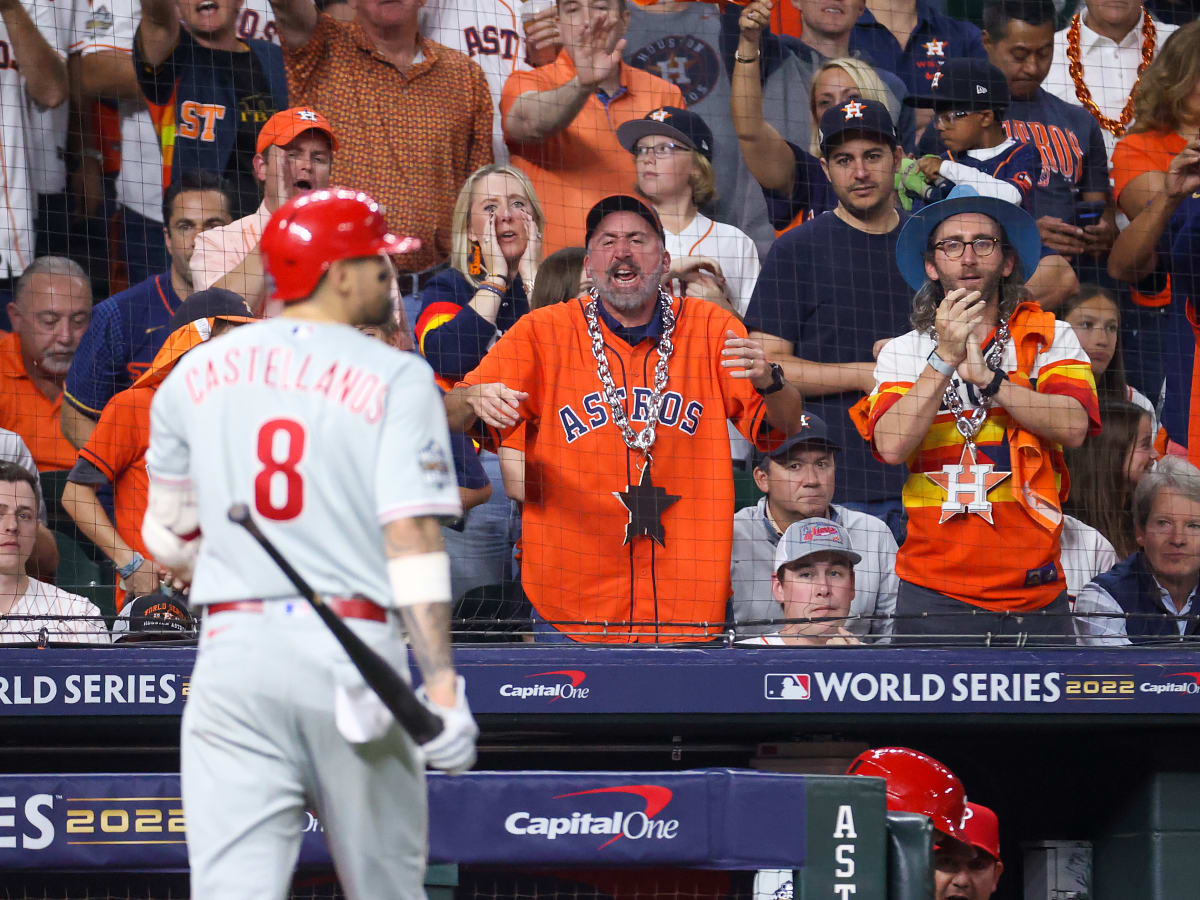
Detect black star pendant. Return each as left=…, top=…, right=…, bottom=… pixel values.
left=613, top=464, right=681, bottom=547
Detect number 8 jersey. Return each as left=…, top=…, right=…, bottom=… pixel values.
left=146, top=318, right=463, bottom=607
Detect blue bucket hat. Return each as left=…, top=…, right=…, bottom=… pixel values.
left=894, top=185, right=1042, bottom=291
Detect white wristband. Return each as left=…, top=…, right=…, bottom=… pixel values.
left=387, top=552, right=452, bottom=609
left=927, top=349, right=956, bottom=378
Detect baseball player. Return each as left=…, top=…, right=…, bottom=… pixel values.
left=142, top=189, right=477, bottom=898
left=936, top=801, right=1003, bottom=900
left=846, top=746, right=971, bottom=844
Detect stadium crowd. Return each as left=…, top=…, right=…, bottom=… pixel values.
left=0, top=0, right=1198, bottom=648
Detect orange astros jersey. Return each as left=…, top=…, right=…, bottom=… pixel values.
left=459, top=295, right=782, bottom=643
left=866, top=313, right=1099, bottom=611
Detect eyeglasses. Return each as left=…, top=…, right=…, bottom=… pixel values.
left=933, top=237, right=1001, bottom=259
left=634, top=142, right=688, bottom=159
left=934, top=110, right=975, bottom=127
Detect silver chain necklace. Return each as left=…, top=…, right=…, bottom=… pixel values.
left=930, top=318, right=1011, bottom=447
left=583, top=288, right=676, bottom=457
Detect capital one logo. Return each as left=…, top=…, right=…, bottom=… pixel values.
left=504, top=784, right=679, bottom=849
left=499, top=670, right=590, bottom=702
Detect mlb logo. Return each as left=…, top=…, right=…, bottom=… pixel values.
left=765, top=674, right=811, bottom=700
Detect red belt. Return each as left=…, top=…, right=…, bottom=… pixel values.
left=206, top=597, right=388, bottom=623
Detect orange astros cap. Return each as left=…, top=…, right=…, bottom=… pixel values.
left=257, top=107, right=338, bottom=155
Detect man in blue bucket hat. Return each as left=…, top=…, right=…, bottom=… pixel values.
left=860, top=185, right=1100, bottom=643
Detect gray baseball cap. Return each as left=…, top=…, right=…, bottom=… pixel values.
left=774, top=517, right=861, bottom=574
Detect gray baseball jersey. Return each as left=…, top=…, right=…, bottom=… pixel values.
left=146, top=318, right=462, bottom=606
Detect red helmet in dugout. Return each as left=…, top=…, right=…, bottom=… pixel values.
left=846, top=747, right=969, bottom=842
left=261, top=188, right=422, bottom=302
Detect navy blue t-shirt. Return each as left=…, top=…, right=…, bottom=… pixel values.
left=416, top=268, right=530, bottom=382
left=63, top=272, right=182, bottom=418
left=1005, top=89, right=1110, bottom=221
left=744, top=211, right=913, bottom=503
left=851, top=0, right=986, bottom=95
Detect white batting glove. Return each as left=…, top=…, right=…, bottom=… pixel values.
left=417, top=676, right=478, bottom=774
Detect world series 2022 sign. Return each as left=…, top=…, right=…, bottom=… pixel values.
left=3, top=648, right=1200, bottom=718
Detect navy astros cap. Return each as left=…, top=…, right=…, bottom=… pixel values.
left=818, top=98, right=898, bottom=156
left=757, top=412, right=841, bottom=470
left=167, top=288, right=255, bottom=335
left=617, top=106, right=714, bottom=162
left=904, top=57, right=1010, bottom=114
left=585, top=194, right=666, bottom=247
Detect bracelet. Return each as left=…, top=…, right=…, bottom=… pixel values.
left=487, top=271, right=509, bottom=286
left=979, top=368, right=1008, bottom=399
left=734, top=50, right=760, bottom=64
left=476, top=282, right=505, bottom=300
left=116, top=551, right=145, bottom=581
left=926, top=349, right=955, bottom=377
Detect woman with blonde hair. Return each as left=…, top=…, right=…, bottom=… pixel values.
left=414, top=164, right=544, bottom=609
left=415, top=163, right=545, bottom=384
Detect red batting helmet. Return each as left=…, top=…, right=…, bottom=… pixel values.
left=261, top=188, right=421, bottom=302
left=846, top=747, right=969, bottom=842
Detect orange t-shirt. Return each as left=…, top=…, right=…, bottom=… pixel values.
left=77, top=385, right=153, bottom=613
left=77, top=385, right=151, bottom=564
left=1111, top=129, right=1187, bottom=206
left=458, top=296, right=782, bottom=643
left=501, top=52, right=684, bottom=254
left=0, top=332, right=77, bottom=471
left=1112, top=130, right=1186, bottom=308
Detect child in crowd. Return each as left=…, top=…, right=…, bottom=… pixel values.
left=902, top=57, right=1042, bottom=213
left=1059, top=284, right=1159, bottom=435
left=617, top=106, right=761, bottom=317
left=529, top=247, right=587, bottom=310
left=1064, top=400, right=1156, bottom=560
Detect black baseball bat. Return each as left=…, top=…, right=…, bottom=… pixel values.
left=227, top=503, right=443, bottom=744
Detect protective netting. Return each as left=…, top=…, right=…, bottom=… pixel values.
left=0, top=0, right=1196, bottom=657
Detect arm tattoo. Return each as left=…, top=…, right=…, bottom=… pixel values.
left=399, top=601, right=454, bottom=687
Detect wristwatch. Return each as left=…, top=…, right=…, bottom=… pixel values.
left=980, top=368, right=1009, bottom=399
left=755, top=362, right=786, bottom=395
left=117, top=552, right=145, bottom=581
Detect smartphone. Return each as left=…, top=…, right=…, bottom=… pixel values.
left=1074, top=201, right=1106, bottom=228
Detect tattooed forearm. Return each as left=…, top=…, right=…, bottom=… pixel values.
left=400, top=600, right=454, bottom=694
